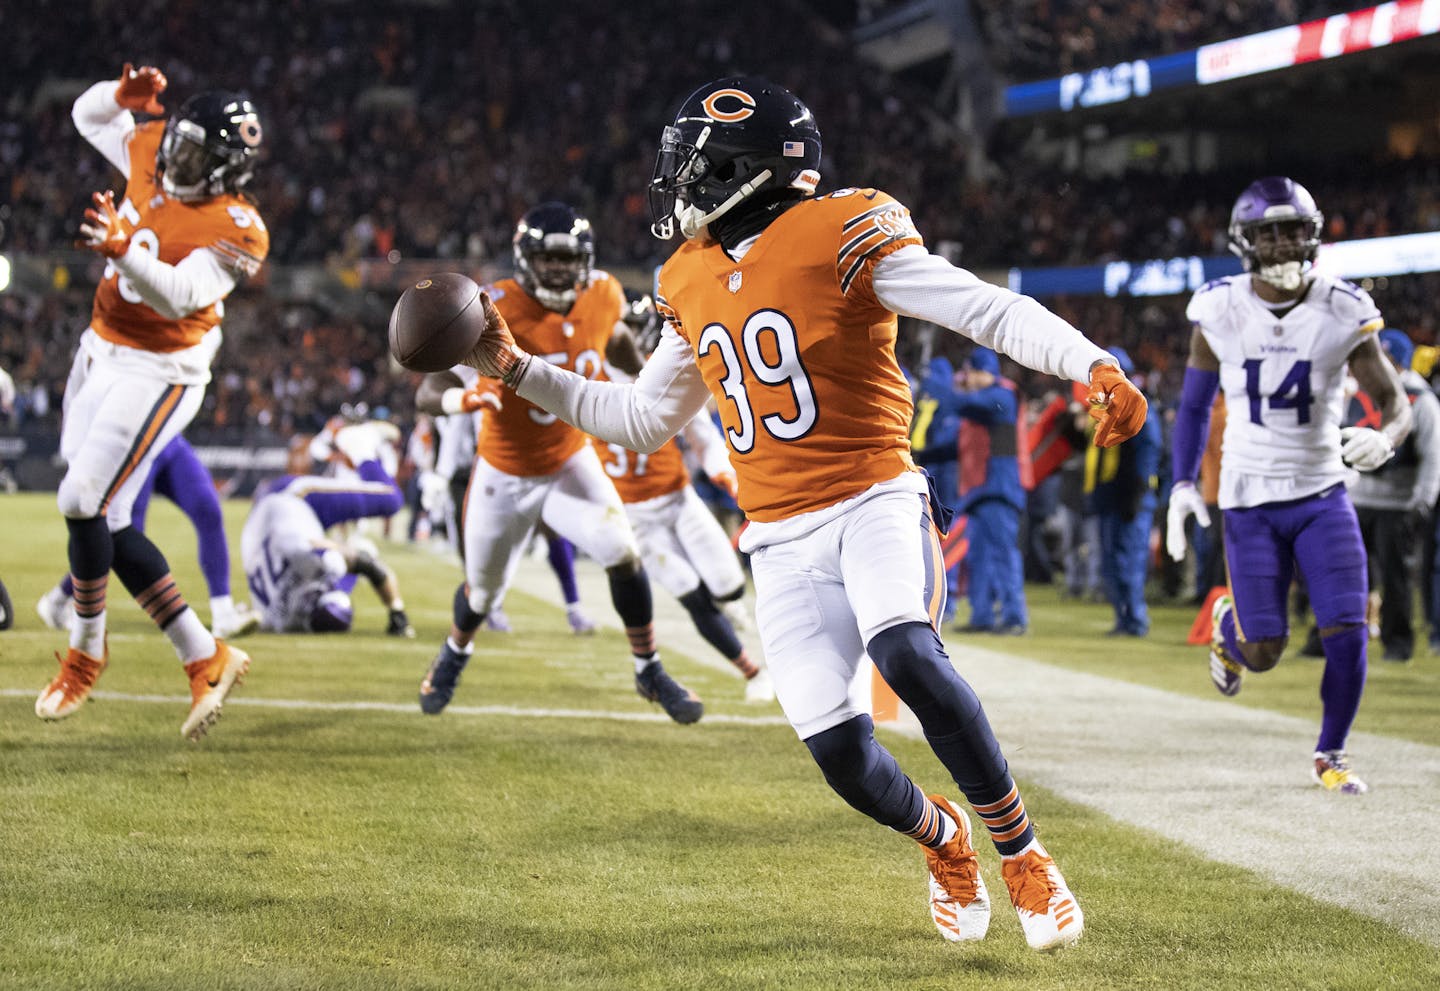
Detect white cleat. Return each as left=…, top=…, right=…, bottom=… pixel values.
left=743, top=667, right=775, bottom=704
left=36, top=587, right=75, bottom=631
left=923, top=795, right=991, bottom=943
left=212, top=602, right=261, bottom=640
left=1001, top=844, right=1084, bottom=951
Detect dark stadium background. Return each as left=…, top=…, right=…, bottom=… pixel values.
left=2, top=0, right=1437, bottom=494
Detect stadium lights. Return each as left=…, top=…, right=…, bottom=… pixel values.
left=0, top=254, right=10, bottom=292
left=1005, top=0, right=1440, bottom=117
left=1008, top=230, right=1440, bottom=298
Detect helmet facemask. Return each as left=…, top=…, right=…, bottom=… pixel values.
left=513, top=206, right=595, bottom=314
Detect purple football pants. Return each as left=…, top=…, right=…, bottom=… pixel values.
left=1222, top=484, right=1368, bottom=751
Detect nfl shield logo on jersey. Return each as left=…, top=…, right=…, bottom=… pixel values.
left=728, top=271, right=743, bottom=293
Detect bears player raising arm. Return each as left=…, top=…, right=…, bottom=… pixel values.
left=465, top=77, right=1146, bottom=950
left=36, top=63, right=269, bottom=741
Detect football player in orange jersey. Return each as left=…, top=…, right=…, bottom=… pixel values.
left=36, top=64, right=268, bottom=741
left=596, top=294, right=772, bottom=702
left=466, top=77, right=1149, bottom=951
left=412, top=202, right=703, bottom=724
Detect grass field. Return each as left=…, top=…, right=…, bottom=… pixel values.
left=3, top=492, right=1439, bottom=990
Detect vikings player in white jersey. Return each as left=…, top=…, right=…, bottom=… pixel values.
left=1167, top=177, right=1411, bottom=795
left=241, top=459, right=413, bottom=636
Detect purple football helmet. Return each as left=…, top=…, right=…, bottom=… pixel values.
left=308, top=589, right=353, bottom=633
left=1228, top=177, right=1323, bottom=286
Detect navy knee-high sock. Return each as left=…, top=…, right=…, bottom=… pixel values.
left=868, top=622, right=1035, bottom=854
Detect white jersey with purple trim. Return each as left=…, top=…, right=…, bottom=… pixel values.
left=1187, top=273, right=1384, bottom=509
left=241, top=491, right=341, bottom=632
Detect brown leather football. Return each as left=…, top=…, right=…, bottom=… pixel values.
left=388, top=273, right=486, bottom=373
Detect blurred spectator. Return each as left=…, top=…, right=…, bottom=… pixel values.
left=1086, top=347, right=1161, bottom=636
left=950, top=348, right=1029, bottom=634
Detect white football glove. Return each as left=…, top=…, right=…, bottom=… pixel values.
left=418, top=471, right=448, bottom=514
left=1339, top=426, right=1395, bottom=472
left=1166, top=481, right=1211, bottom=562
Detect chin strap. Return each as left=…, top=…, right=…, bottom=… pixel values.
left=1257, top=261, right=1305, bottom=291
left=677, top=168, right=775, bottom=240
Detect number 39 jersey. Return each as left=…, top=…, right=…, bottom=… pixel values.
left=91, top=121, right=269, bottom=353
left=1187, top=273, right=1384, bottom=509
left=656, top=188, right=921, bottom=523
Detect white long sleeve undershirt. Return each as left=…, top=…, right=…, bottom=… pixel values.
left=515, top=243, right=1116, bottom=452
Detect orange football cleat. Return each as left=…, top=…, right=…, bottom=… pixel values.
left=35, top=643, right=110, bottom=720
left=182, top=640, right=251, bottom=742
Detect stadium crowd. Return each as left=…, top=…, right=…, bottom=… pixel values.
left=3, top=1, right=1438, bottom=543
left=970, top=0, right=1375, bottom=81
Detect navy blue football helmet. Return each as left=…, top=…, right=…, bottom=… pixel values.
left=158, top=91, right=262, bottom=202
left=513, top=202, right=595, bottom=312
left=649, top=76, right=822, bottom=241
left=1228, top=177, right=1323, bottom=290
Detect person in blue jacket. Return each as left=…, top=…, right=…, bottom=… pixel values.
left=910, top=356, right=964, bottom=622
left=950, top=348, right=1028, bottom=634
left=1087, top=347, right=1162, bottom=636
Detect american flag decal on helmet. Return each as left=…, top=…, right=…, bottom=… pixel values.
left=782, top=140, right=805, bottom=157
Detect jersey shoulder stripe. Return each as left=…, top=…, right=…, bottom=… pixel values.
left=831, top=192, right=922, bottom=295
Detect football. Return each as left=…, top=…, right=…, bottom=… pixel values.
left=388, top=272, right=488, bottom=373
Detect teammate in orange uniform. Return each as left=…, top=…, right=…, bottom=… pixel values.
left=465, top=77, right=1146, bottom=950
left=413, top=202, right=703, bottom=723
left=36, top=64, right=266, bottom=741
left=597, top=295, right=772, bottom=702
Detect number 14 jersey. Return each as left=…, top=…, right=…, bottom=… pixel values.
left=1187, top=273, right=1384, bottom=510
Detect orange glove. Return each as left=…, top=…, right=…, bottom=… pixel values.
left=464, top=292, right=532, bottom=385
left=115, top=63, right=167, bottom=115
left=1086, top=362, right=1148, bottom=448
left=461, top=383, right=503, bottom=413
left=77, top=190, right=131, bottom=258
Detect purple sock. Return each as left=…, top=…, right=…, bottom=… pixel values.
left=60, top=573, right=76, bottom=597
left=154, top=439, right=230, bottom=598
left=1316, top=625, right=1368, bottom=752
left=547, top=536, right=580, bottom=605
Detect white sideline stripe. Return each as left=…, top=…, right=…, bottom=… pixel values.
left=521, top=557, right=1440, bottom=948
left=0, top=687, right=791, bottom=726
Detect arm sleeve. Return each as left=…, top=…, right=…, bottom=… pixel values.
left=513, top=323, right=712, bottom=453
left=872, top=245, right=1115, bottom=384
left=681, top=407, right=734, bottom=480
left=1172, top=366, right=1221, bottom=485
left=110, top=245, right=238, bottom=320
left=72, top=81, right=134, bottom=175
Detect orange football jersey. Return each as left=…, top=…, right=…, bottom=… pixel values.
left=656, top=188, right=922, bottom=522
left=91, top=122, right=270, bottom=353
left=594, top=434, right=690, bottom=504
left=479, top=273, right=625, bottom=476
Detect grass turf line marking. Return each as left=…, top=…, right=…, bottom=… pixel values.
left=0, top=687, right=791, bottom=726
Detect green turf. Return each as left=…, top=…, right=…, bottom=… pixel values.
left=1, top=493, right=1437, bottom=989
